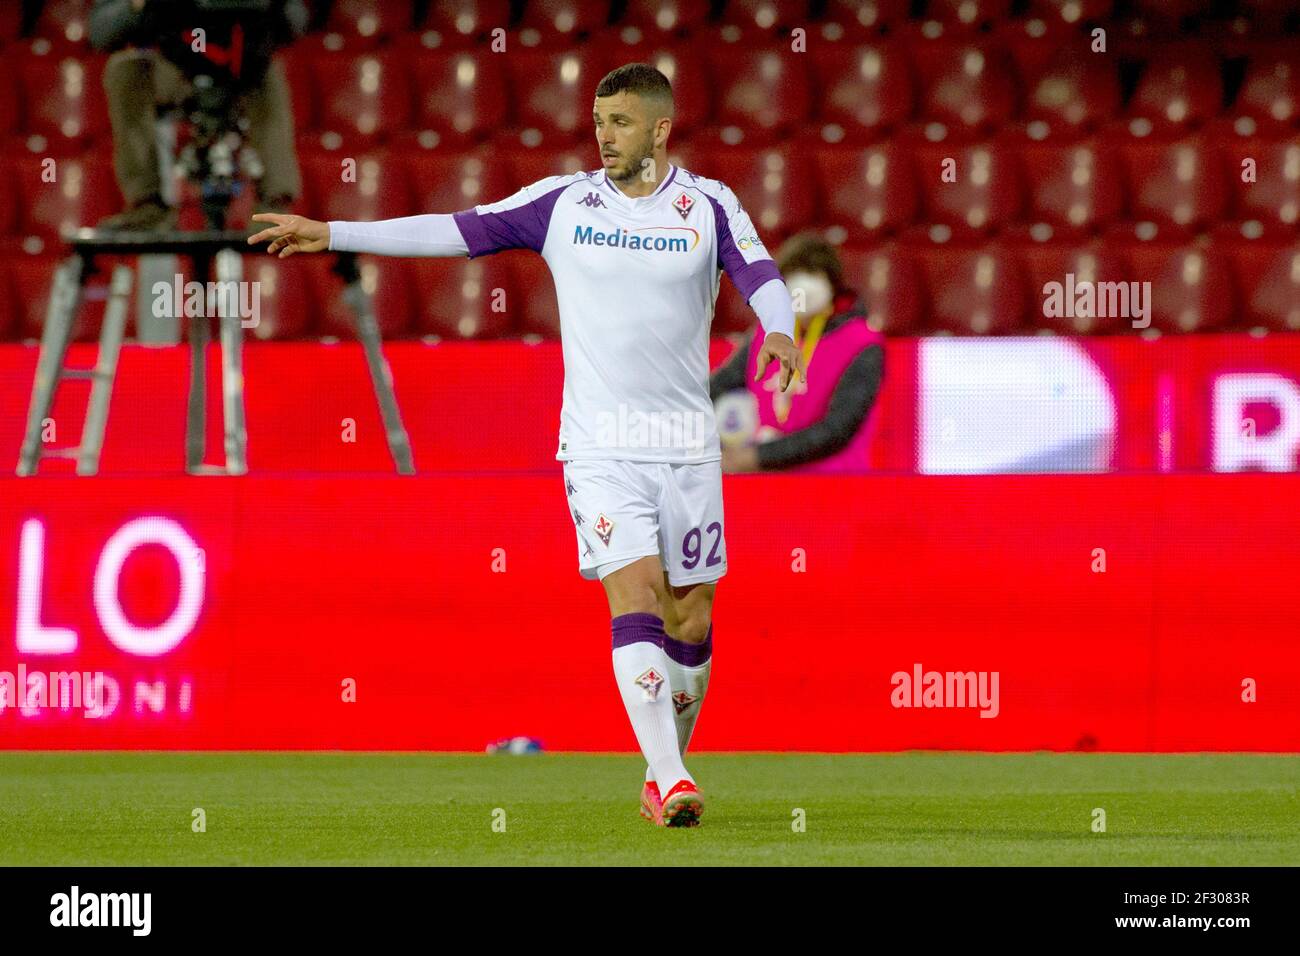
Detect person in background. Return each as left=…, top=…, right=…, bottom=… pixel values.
left=709, top=232, right=885, bottom=474
left=89, top=0, right=307, bottom=230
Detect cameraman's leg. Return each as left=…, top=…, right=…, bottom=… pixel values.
left=100, top=51, right=187, bottom=228
left=103, top=50, right=164, bottom=207
left=241, top=58, right=302, bottom=205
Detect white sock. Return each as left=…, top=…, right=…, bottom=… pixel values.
left=647, top=626, right=713, bottom=785
left=612, top=614, right=691, bottom=790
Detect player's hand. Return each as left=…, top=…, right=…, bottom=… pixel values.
left=247, top=213, right=330, bottom=258
left=754, top=332, right=805, bottom=393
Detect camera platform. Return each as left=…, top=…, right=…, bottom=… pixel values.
left=16, top=227, right=416, bottom=476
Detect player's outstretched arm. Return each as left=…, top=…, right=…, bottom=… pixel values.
left=247, top=214, right=330, bottom=258
left=248, top=212, right=473, bottom=259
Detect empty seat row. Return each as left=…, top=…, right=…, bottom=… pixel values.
left=17, top=0, right=1299, bottom=53
left=2, top=37, right=1296, bottom=156
left=1, top=238, right=1295, bottom=343
left=2, top=138, right=1295, bottom=248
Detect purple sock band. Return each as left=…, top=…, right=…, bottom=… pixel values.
left=663, top=624, right=712, bottom=667
left=611, top=612, right=666, bottom=650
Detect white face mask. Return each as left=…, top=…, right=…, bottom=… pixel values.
left=786, top=271, right=833, bottom=318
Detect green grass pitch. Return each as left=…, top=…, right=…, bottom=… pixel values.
left=0, top=753, right=1295, bottom=866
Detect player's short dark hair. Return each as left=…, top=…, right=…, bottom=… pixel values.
left=595, top=63, right=675, bottom=116
left=776, top=232, right=847, bottom=294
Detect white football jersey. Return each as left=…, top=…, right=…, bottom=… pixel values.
left=452, top=165, right=783, bottom=463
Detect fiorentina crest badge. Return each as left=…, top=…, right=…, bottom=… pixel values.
left=672, top=192, right=694, bottom=220
left=635, top=667, right=664, bottom=701
left=672, top=691, right=699, bottom=715
left=593, top=513, right=615, bottom=547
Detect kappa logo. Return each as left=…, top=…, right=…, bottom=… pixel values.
left=593, top=513, right=614, bottom=546
left=572, top=509, right=585, bottom=527
left=565, top=477, right=577, bottom=496
left=671, top=690, right=699, bottom=715
left=577, top=192, right=607, bottom=209
left=672, top=192, right=694, bottom=220
left=635, top=667, right=664, bottom=701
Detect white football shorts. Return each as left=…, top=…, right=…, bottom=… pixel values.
left=562, top=459, right=727, bottom=587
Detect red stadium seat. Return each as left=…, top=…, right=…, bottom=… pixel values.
left=1223, top=139, right=1300, bottom=238
left=601, top=42, right=710, bottom=139
left=302, top=151, right=414, bottom=223
left=518, top=0, right=611, bottom=45
left=1233, top=0, right=1299, bottom=32
left=510, top=253, right=562, bottom=338
left=1023, top=0, right=1115, bottom=26
left=1121, top=138, right=1227, bottom=236
left=725, top=0, right=808, bottom=31
left=0, top=3, right=20, bottom=44
left=0, top=260, right=15, bottom=341
left=239, top=255, right=316, bottom=341
left=15, top=154, right=122, bottom=238
left=276, top=47, right=317, bottom=134
left=0, top=156, right=19, bottom=237
left=705, top=47, right=813, bottom=146
left=809, top=43, right=915, bottom=144
left=838, top=243, right=923, bottom=335
left=1127, top=0, right=1214, bottom=25
left=1125, top=45, right=1223, bottom=136
left=504, top=50, right=609, bottom=146
left=17, top=51, right=111, bottom=153
left=815, top=144, right=919, bottom=239
left=819, top=0, right=911, bottom=39
left=31, top=0, right=91, bottom=48
left=312, top=51, right=413, bottom=145
left=0, top=60, right=19, bottom=138
left=1020, top=142, right=1124, bottom=238
left=712, top=282, right=754, bottom=336
left=916, top=244, right=1030, bottom=335
left=711, top=146, right=816, bottom=245
left=1126, top=244, right=1236, bottom=333
left=406, top=51, right=510, bottom=149
left=912, top=40, right=1017, bottom=140
left=1017, top=243, right=1135, bottom=334
left=914, top=143, right=1024, bottom=237
left=410, top=255, right=519, bottom=339
left=509, top=148, right=599, bottom=189
left=619, top=0, right=712, bottom=36
left=923, top=0, right=1014, bottom=31
left=308, top=255, right=415, bottom=340
left=1230, top=45, right=1300, bottom=136
left=1019, top=45, right=1121, bottom=141
left=408, top=149, right=517, bottom=215
left=1225, top=241, right=1300, bottom=332
left=419, top=0, right=512, bottom=44
left=321, top=0, right=415, bottom=50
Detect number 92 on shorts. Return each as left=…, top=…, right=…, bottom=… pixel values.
left=562, top=459, right=727, bottom=586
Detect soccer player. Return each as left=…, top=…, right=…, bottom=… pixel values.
left=248, top=63, right=803, bottom=827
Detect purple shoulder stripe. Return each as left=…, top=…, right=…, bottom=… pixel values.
left=705, top=193, right=782, bottom=300
left=452, top=180, right=574, bottom=258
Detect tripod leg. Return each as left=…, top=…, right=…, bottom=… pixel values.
left=336, top=254, right=416, bottom=475
left=18, top=255, right=85, bottom=476
left=77, top=264, right=134, bottom=476
left=186, top=254, right=211, bottom=474
left=215, top=249, right=248, bottom=475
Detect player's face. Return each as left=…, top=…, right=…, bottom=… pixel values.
left=593, top=92, right=659, bottom=184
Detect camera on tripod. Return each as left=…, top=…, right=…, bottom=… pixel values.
left=160, top=0, right=276, bottom=230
